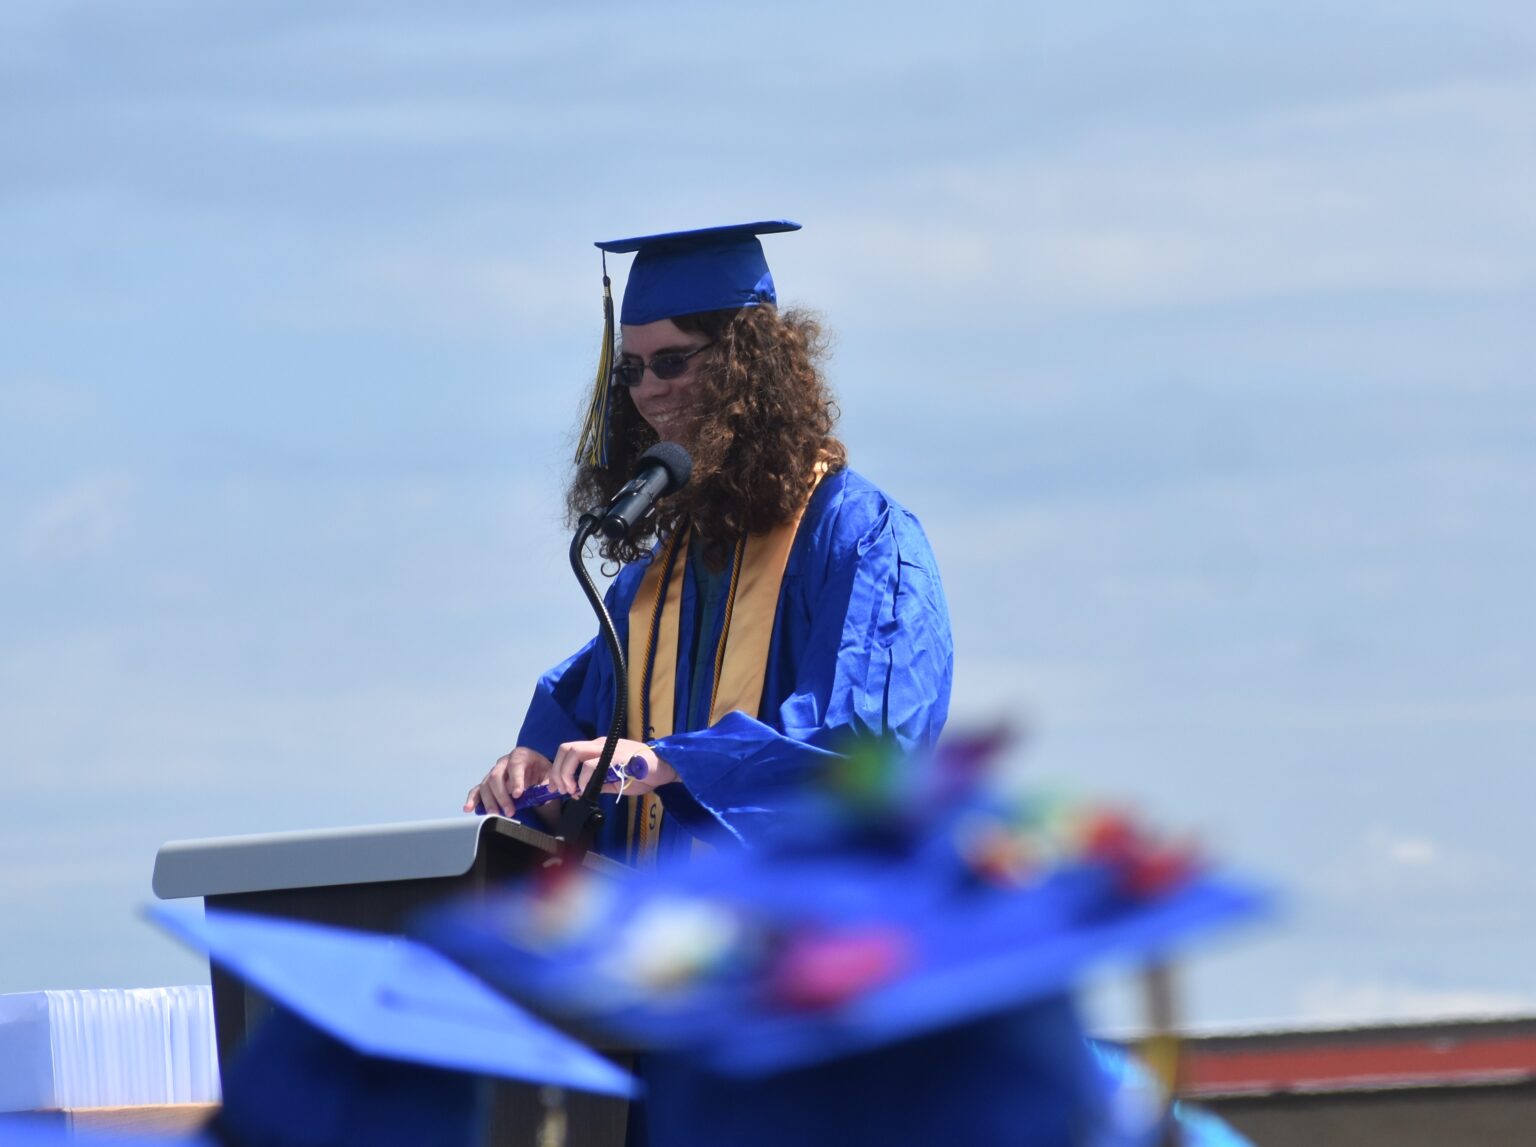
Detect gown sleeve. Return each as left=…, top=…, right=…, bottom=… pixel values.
left=651, top=483, right=954, bottom=847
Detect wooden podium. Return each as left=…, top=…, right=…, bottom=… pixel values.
left=152, top=816, right=632, bottom=1147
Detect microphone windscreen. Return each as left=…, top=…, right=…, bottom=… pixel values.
left=639, top=442, right=693, bottom=494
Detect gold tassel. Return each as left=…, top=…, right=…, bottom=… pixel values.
left=575, top=259, right=616, bottom=467
left=537, top=1085, right=567, bottom=1147
left=1138, top=960, right=1184, bottom=1143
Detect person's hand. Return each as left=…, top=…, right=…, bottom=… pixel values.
left=550, top=738, right=678, bottom=797
left=464, top=746, right=555, bottom=816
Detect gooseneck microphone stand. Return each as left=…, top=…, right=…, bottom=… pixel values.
left=553, top=442, right=692, bottom=864
left=556, top=512, right=628, bottom=864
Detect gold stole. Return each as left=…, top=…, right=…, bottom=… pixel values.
left=625, top=468, right=827, bottom=861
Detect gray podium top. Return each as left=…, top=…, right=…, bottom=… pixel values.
left=152, top=815, right=620, bottom=900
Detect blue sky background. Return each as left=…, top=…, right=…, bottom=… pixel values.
left=3, top=1, right=1533, bottom=1029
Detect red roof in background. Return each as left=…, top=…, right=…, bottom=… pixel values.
left=1179, top=1017, right=1536, bottom=1098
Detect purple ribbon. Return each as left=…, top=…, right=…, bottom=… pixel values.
left=488, top=754, right=652, bottom=814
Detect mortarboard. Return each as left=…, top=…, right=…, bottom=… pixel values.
left=595, top=220, right=801, bottom=327
left=421, top=845, right=1264, bottom=1067
left=0, top=907, right=636, bottom=1147
left=418, top=733, right=1269, bottom=1146
left=575, top=220, right=800, bottom=468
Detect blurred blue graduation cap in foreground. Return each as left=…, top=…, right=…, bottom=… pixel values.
left=421, top=734, right=1270, bottom=1147
left=0, top=906, right=635, bottom=1147
left=596, top=220, right=800, bottom=326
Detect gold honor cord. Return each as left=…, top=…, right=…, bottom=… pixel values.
left=625, top=466, right=829, bottom=863
left=627, top=528, right=687, bottom=864
left=707, top=535, right=748, bottom=719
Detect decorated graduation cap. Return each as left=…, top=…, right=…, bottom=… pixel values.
left=576, top=220, right=800, bottom=468
left=0, top=907, right=637, bottom=1147
left=419, top=733, right=1269, bottom=1147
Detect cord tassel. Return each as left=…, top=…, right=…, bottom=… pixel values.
left=575, top=255, right=617, bottom=468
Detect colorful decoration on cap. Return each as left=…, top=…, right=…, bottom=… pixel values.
left=765, top=924, right=913, bottom=1011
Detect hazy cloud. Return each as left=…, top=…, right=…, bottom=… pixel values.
left=19, top=474, right=137, bottom=563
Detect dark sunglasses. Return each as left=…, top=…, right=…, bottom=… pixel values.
left=610, top=343, right=713, bottom=389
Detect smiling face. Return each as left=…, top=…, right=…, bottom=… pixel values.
left=617, top=318, right=712, bottom=445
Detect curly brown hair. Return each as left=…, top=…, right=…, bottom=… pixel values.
left=566, top=304, right=847, bottom=568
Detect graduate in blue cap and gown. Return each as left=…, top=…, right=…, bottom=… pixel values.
left=464, top=222, right=954, bottom=862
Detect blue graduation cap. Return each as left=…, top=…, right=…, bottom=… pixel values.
left=575, top=221, right=801, bottom=467
left=0, top=907, right=636, bottom=1147
left=596, top=220, right=801, bottom=326
left=420, top=789, right=1268, bottom=1145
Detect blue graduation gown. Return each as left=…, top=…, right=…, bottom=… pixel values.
left=514, top=468, right=953, bottom=856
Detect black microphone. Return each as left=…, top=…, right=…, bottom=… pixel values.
left=598, top=443, right=693, bottom=542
